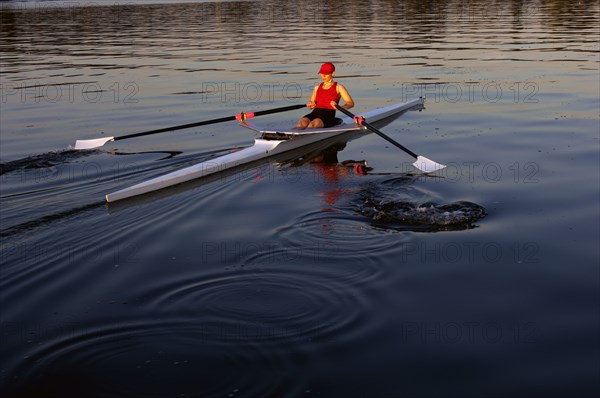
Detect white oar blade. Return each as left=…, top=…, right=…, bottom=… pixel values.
left=74, top=136, right=115, bottom=150
left=413, top=155, right=446, bottom=173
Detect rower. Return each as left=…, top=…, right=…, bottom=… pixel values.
left=294, top=62, right=355, bottom=129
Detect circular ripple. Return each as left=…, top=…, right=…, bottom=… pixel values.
left=149, top=268, right=367, bottom=346
left=276, top=208, right=412, bottom=251
left=5, top=318, right=306, bottom=398
left=244, top=209, right=408, bottom=291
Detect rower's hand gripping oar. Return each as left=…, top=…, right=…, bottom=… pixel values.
left=73, top=104, right=305, bottom=150
left=335, top=104, right=446, bottom=173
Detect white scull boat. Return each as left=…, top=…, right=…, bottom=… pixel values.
left=105, top=97, right=425, bottom=202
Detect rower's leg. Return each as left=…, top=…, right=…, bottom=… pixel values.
left=294, top=117, right=310, bottom=130
left=307, top=118, right=324, bottom=129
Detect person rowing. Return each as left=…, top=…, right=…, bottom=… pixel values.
left=294, top=62, right=355, bottom=129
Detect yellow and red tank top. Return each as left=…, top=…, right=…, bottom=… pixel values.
left=315, top=82, right=341, bottom=110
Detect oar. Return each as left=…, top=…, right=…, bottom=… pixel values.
left=74, top=104, right=305, bottom=150
left=335, top=104, right=446, bottom=173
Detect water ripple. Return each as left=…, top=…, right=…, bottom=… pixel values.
left=4, top=318, right=306, bottom=398
left=147, top=268, right=367, bottom=346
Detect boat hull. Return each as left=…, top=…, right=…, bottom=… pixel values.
left=105, top=98, right=423, bottom=202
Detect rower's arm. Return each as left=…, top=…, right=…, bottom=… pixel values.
left=307, top=84, right=319, bottom=109
left=337, top=84, right=354, bottom=110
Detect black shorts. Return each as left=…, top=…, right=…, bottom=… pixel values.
left=304, top=108, right=338, bottom=128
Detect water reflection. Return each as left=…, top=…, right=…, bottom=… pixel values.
left=2, top=0, right=598, bottom=74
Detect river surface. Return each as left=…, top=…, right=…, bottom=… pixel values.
left=1, top=1, right=599, bottom=397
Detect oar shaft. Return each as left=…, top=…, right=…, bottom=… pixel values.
left=74, top=103, right=306, bottom=150
left=253, top=104, right=305, bottom=117
left=114, top=104, right=305, bottom=142
left=115, top=116, right=231, bottom=141
left=335, top=105, right=418, bottom=159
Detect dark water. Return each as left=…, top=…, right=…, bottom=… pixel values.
left=1, top=1, right=599, bottom=397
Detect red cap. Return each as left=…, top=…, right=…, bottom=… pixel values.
left=318, top=62, right=335, bottom=74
